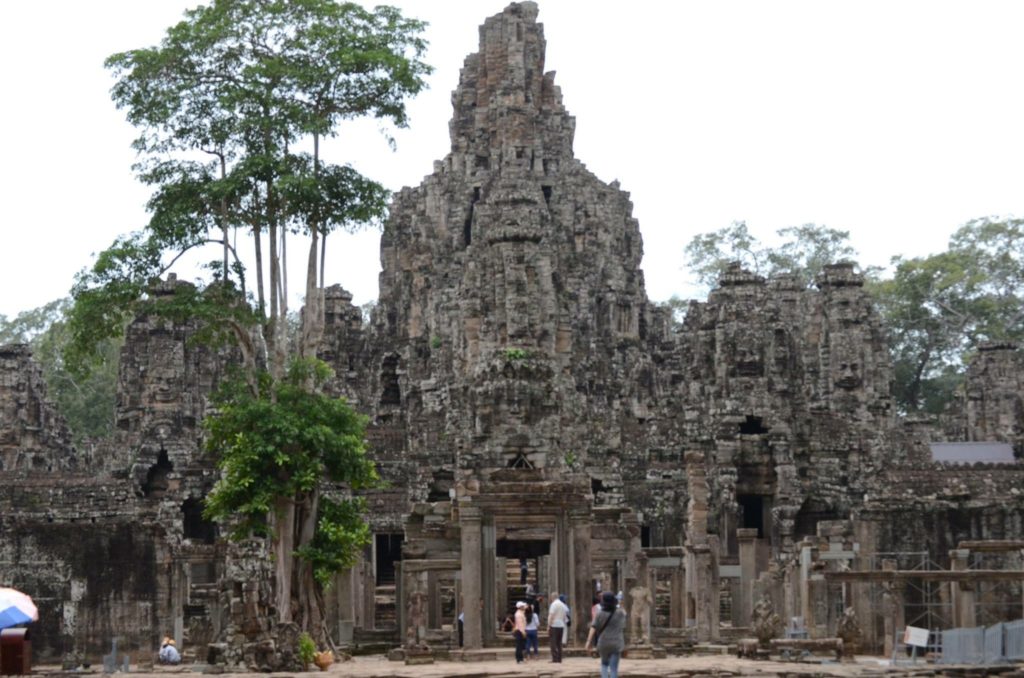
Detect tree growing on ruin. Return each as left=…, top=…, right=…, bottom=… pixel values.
left=0, top=299, right=120, bottom=443
left=872, top=216, right=1024, bottom=413
left=65, top=0, right=430, bottom=643
left=683, top=221, right=859, bottom=290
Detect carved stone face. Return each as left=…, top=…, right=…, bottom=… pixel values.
left=731, top=330, right=764, bottom=378
left=832, top=340, right=863, bottom=391
left=475, top=178, right=549, bottom=245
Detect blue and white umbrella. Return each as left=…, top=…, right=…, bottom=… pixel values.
left=0, top=588, right=38, bottom=629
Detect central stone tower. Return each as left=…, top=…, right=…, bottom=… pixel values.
left=359, top=1, right=659, bottom=648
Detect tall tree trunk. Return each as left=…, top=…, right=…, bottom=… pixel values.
left=274, top=497, right=296, bottom=623
left=295, top=491, right=325, bottom=642
left=301, top=133, right=325, bottom=359
left=219, top=153, right=229, bottom=282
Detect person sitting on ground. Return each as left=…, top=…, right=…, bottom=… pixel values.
left=158, top=637, right=181, bottom=665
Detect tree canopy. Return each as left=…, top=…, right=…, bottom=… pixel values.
left=872, top=216, right=1024, bottom=414
left=683, top=221, right=859, bottom=290
left=66, top=0, right=431, bottom=646
left=683, top=216, right=1024, bottom=415
left=0, top=299, right=120, bottom=443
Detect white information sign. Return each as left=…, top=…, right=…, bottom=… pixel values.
left=903, top=626, right=930, bottom=648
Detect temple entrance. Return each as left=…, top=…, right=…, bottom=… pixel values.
left=496, top=539, right=550, bottom=622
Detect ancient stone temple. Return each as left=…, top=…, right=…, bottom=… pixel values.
left=2, top=2, right=1024, bottom=666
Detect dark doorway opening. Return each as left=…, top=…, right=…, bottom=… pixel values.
left=182, top=497, right=217, bottom=543
left=497, top=539, right=550, bottom=559
left=375, top=533, right=404, bottom=585
left=739, top=415, right=770, bottom=435
left=737, top=494, right=766, bottom=537
left=143, top=449, right=173, bottom=498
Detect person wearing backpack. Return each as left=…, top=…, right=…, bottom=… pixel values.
left=585, top=591, right=627, bottom=678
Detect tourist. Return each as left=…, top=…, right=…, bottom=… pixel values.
left=457, top=610, right=464, bottom=647
left=524, top=602, right=540, bottom=659
left=559, top=593, right=571, bottom=645
left=158, top=637, right=180, bottom=665
left=513, top=601, right=528, bottom=664
left=585, top=591, right=627, bottom=678
left=547, top=591, right=569, bottom=662
left=591, top=595, right=601, bottom=623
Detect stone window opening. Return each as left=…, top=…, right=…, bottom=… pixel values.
left=379, top=355, right=401, bottom=406
left=542, top=185, right=553, bottom=207
left=463, top=186, right=480, bottom=248
left=375, top=533, right=404, bottom=586
left=737, top=494, right=767, bottom=538
left=182, top=497, right=217, bottom=544
left=507, top=451, right=534, bottom=469
left=738, top=415, right=770, bottom=435
left=142, top=449, right=173, bottom=498
left=426, top=469, right=454, bottom=503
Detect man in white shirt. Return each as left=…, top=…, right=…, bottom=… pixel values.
left=547, top=591, right=569, bottom=662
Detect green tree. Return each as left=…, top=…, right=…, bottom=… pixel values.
left=204, top=358, right=377, bottom=626
left=683, top=221, right=858, bottom=290
left=873, top=216, right=1024, bottom=413
left=66, top=0, right=429, bottom=642
left=0, top=300, right=119, bottom=443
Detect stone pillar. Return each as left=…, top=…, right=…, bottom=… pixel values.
left=571, top=512, right=592, bottom=645
left=737, top=528, right=759, bottom=628
left=684, top=450, right=718, bottom=641
left=495, top=557, right=507, bottom=624
left=427, top=570, right=441, bottom=629
left=336, top=567, right=356, bottom=643
left=482, top=520, right=497, bottom=644
left=881, top=559, right=902, bottom=657
left=459, top=507, right=483, bottom=649
left=670, top=565, right=685, bottom=628
left=950, top=549, right=976, bottom=628
left=852, top=520, right=876, bottom=653
left=362, top=560, right=376, bottom=631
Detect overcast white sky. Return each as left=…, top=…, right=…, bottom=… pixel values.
left=1, top=1, right=1022, bottom=319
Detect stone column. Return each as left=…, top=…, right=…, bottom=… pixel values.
left=950, top=549, right=976, bottom=628
left=460, top=507, right=483, bottom=649
left=852, top=520, right=876, bottom=653
left=881, top=559, right=902, bottom=657
left=336, top=567, right=356, bottom=643
left=684, top=450, right=718, bottom=641
left=362, top=560, right=376, bottom=631
left=481, top=520, right=497, bottom=644
left=670, top=565, right=685, bottom=628
left=427, top=570, right=441, bottom=629
left=571, top=512, right=592, bottom=645
left=495, top=557, right=507, bottom=624
left=737, top=528, right=759, bottom=628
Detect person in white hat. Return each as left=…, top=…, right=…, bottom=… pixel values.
left=158, top=636, right=181, bottom=665
left=513, top=601, right=528, bottom=663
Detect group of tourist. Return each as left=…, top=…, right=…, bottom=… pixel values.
left=504, top=590, right=626, bottom=678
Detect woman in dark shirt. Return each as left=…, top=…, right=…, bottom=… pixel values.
left=585, top=591, right=627, bottom=678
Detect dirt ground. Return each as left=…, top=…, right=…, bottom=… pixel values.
left=33, top=653, right=947, bottom=678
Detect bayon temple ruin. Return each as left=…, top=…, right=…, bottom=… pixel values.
left=2, top=2, right=1024, bottom=666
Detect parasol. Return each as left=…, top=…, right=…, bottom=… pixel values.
left=0, top=588, right=38, bottom=629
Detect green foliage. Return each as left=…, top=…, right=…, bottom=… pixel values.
left=683, top=221, right=858, bottom=290
left=297, top=632, right=317, bottom=665
left=296, top=495, right=372, bottom=587
left=503, top=347, right=529, bottom=361
left=0, top=299, right=120, bottom=443
left=872, top=216, right=1024, bottom=413
left=430, top=336, right=442, bottom=349
left=563, top=450, right=578, bottom=468
left=203, top=357, right=379, bottom=542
